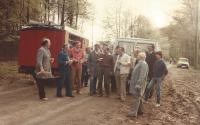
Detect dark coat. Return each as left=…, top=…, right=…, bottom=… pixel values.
left=145, top=51, right=156, bottom=80
left=153, top=59, right=168, bottom=78
left=88, top=51, right=100, bottom=77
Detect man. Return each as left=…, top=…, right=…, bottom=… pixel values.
left=69, top=41, right=84, bottom=94
left=81, top=47, right=91, bottom=87
left=88, top=44, right=100, bottom=96
left=145, top=44, right=157, bottom=98
left=98, top=46, right=114, bottom=97
left=35, top=38, right=54, bottom=101
left=57, top=44, right=74, bottom=98
left=127, top=47, right=141, bottom=95
left=115, top=47, right=131, bottom=101
left=111, top=46, right=120, bottom=93
left=144, top=51, right=168, bottom=107
left=127, top=52, right=149, bottom=117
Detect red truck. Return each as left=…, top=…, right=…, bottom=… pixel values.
left=18, top=24, right=89, bottom=77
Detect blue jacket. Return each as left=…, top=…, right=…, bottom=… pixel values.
left=57, top=50, right=70, bottom=73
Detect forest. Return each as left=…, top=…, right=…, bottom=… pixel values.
left=0, top=0, right=199, bottom=68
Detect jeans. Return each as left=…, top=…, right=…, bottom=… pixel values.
left=57, top=70, right=72, bottom=96
left=144, top=77, right=162, bottom=104
left=90, top=75, right=97, bottom=95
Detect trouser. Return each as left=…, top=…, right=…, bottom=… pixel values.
left=98, top=67, right=111, bottom=96
left=144, top=77, right=162, bottom=104
left=111, top=74, right=116, bottom=92
left=71, top=67, right=82, bottom=92
left=127, top=68, right=133, bottom=95
left=120, top=74, right=128, bottom=100
left=147, top=74, right=154, bottom=98
left=81, top=64, right=89, bottom=87
left=90, top=75, right=98, bottom=95
left=57, top=70, right=72, bottom=96
left=115, top=71, right=120, bottom=96
left=130, top=95, right=144, bottom=117
left=36, top=79, right=46, bottom=99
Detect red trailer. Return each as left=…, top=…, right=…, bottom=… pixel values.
left=18, top=24, right=89, bottom=76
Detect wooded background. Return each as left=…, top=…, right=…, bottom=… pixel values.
left=0, top=0, right=90, bottom=34
left=0, top=0, right=199, bottom=68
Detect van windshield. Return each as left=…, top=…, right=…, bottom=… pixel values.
left=118, top=41, right=154, bottom=55
left=118, top=41, right=135, bottom=55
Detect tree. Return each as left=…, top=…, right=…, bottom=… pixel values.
left=131, top=15, right=155, bottom=38
left=60, top=0, right=90, bottom=29
left=0, top=0, right=90, bottom=34
left=0, top=0, right=44, bottom=33
left=161, top=0, right=198, bottom=67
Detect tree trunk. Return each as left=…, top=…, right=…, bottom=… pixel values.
left=75, top=0, right=79, bottom=29
left=57, top=1, right=60, bottom=23
left=61, top=0, right=66, bottom=28
left=47, top=0, right=50, bottom=22
left=27, top=0, right=30, bottom=24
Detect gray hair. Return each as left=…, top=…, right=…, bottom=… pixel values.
left=138, top=52, right=146, bottom=60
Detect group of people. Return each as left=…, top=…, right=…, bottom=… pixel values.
left=35, top=38, right=85, bottom=100
left=35, top=37, right=168, bottom=118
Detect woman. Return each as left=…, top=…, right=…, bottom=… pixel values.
left=35, top=38, right=54, bottom=101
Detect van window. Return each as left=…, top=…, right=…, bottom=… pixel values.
left=118, top=41, right=135, bottom=55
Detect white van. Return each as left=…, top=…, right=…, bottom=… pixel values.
left=112, top=38, right=160, bottom=55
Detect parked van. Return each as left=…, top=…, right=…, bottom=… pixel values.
left=112, top=38, right=160, bottom=55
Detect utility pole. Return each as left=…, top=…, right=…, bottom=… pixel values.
left=195, top=0, right=199, bottom=69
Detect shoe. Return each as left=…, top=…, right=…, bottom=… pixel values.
left=76, top=90, right=82, bottom=94
left=155, top=104, right=161, bottom=107
left=77, top=91, right=82, bottom=94
left=121, top=99, right=126, bottom=102
left=106, top=94, right=110, bottom=97
left=126, top=112, right=137, bottom=117
left=98, top=94, right=103, bottom=97
left=143, top=100, right=148, bottom=104
left=116, top=96, right=121, bottom=99
left=41, top=98, right=48, bottom=101
left=138, top=111, right=143, bottom=115
left=67, top=95, right=75, bottom=98
left=57, top=95, right=63, bottom=98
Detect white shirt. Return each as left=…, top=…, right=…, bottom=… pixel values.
left=118, top=53, right=131, bottom=74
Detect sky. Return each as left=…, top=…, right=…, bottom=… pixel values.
left=83, top=0, right=182, bottom=43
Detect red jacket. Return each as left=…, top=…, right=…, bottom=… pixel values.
left=69, top=47, right=84, bottom=69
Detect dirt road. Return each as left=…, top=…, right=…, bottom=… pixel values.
left=0, top=63, right=200, bottom=125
